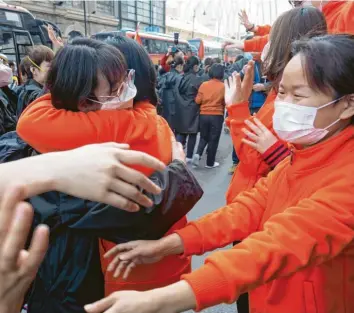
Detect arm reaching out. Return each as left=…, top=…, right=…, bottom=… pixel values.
left=0, top=143, right=166, bottom=210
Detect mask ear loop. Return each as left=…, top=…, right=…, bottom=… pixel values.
left=27, top=56, right=43, bottom=72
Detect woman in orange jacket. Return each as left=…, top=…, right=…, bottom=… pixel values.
left=225, top=6, right=327, bottom=203
left=86, top=33, right=354, bottom=313
left=233, top=1, right=354, bottom=53
left=17, top=38, right=191, bottom=295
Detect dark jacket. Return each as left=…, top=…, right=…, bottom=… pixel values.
left=15, top=79, right=44, bottom=117
left=0, top=87, right=17, bottom=135
left=158, top=69, right=182, bottom=130
left=174, top=72, right=202, bottom=134
left=0, top=133, right=203, bottom=313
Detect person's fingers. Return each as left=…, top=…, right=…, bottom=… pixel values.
left=253, top=118, right=269, bottom=132
left=116, top=150, right=165, bottom=172
left=103, top=192, right=140, bottom=212
left=242, top=138, right=258, bottom=149
left=107, top=253, right=122, bottom=272
left=123, top=262, right=137, bottom=280
left=114, top=164, right=161, bottom=195
left=244, top=61, right=255, bottom=86
left=244, top=119, right=263, bottom=136
left=1, top=202, right=32, bottom=271
left=241, top=128, right=258, bottom=141
left=104, top=242, right=138, bottom=258
left=224, top=78, right=229, bottom=90
left=235, top=73, right=242, bottom=91
left=113, top=260, right=129, bottom=278
left=21, top=224, right=49, bottom=276
left=118, top=248, right=145, bottom=262
left=84, top=295, right=115, bottom=313
left=109, top=179, right=153, bottom=208
left=0, top=185, right=26, bottom=247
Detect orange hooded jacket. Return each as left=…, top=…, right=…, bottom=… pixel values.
left=17, top=94, right=191, bottom=294
left=176, top=126, right=354, bottom=313
left=244, top=1, right=354, bottom=53
left=226, top=1, right=354, bottom=203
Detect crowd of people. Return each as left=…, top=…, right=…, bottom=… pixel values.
left=0, top=1, right=354, bottom=313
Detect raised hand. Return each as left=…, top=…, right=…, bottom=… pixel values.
left=238, top=9, right=254, bottom=30
left=0, top=186, right=49, bottom=313
left=46, top=25, right=64, bottom=52
left=241, top=118, right=278, bottom=154
left=224, top=60, right=255, bottom=106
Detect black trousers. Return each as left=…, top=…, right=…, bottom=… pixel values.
left=197, top=114, right=224, bottom=167
left=176, top=133, right=197, bottom=159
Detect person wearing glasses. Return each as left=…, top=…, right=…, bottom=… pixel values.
left=16, top=38, right=194, bottom=313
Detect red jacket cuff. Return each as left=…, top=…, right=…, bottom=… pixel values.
left=262, top=140, right=291, bottom=169
left=175, top=224, right=204, bottom=258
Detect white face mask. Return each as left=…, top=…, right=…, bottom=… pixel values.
left=90, top=69, right=137, bottom=110
left=273, top=97, right=344, bottom=145
left=0, top=63, right=12, bottom=87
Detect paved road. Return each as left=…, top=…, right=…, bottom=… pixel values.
left=184, top=130, right=238, bottom=313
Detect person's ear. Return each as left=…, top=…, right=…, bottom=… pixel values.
left=30, top=66, right=36, bottom=76
left=339, top=94, right=354, bottom=120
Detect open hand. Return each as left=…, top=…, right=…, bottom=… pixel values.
left=238, top=9, right=253, bottom=30
left=224, top=60, right=255, bottom=106
left=0, top=185, right=49, bottom=313
left=104, top=240, right=165, bottom=279
left=241, top=118, right=278, bottom=154
left=46, top=25, right=64, bottom=52
left=52, top=143, right=166, bottom=212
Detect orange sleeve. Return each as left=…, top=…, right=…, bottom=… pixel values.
left=175, top=176, right=268, bottom=256
left=195, top=84, right=204, bottom=105
left=182, top=172, right=354, bottom=311
left=244, top=34, right=269, bottom=53
left=17, top=100, right=130, bottom=153
left=254, top=24, right=271, bottom=36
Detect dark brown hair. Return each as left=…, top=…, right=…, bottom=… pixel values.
left=263, top=7, right=327, bottom=87
left=292, top=34, right=354, bottom=126
left=47, top=38, right=127, bottom=111
left=21, top=45, right=54, bottom=78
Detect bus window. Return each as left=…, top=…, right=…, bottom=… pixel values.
left=0, top=10, right=22, bottom=28
left=0, top=30, right=16, bottom=62
left=14, top=32, right=32, bottom=58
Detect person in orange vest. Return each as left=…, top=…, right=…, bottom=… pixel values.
left=228, top=1, right=354, bottom=53
left=85, top=33, right=354, bottom=313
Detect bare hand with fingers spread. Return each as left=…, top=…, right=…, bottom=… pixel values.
left=241, top=118, right=278, bottom=154
left=0, top=186, right=49, bottom=313
left=238, top=9, right=254, bottom=30
left=104, top=234, right=184, bottom=280
left=224, top=60, right=255, bottom=107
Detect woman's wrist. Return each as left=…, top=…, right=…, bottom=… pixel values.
left=159, top=233, right=184, bottom=257
left=150, top=280, right=197, bottom=312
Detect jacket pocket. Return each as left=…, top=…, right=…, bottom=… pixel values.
left=303, top=281, right=317, bottom=313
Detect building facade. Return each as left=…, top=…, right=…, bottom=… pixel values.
left=6, top=0, right=166, bottom=41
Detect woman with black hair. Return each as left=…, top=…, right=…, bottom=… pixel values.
left=192, top=63, right=225, bottom=169
left=16, top=38, right=196, bottom=312
left=174, top=56, right=203, bottom=162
